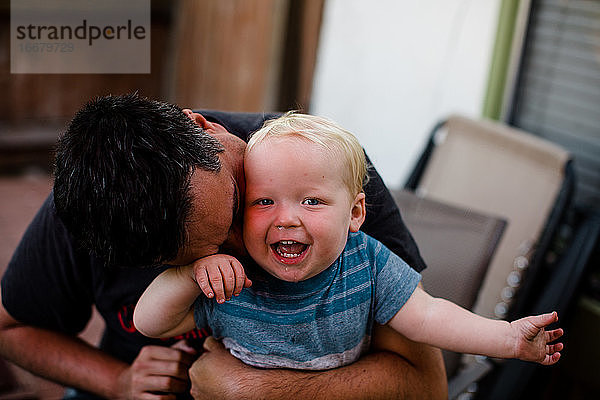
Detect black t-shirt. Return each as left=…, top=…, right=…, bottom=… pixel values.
left=1, top=110, right=426, bottom=364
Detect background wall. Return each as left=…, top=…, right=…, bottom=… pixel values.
left=0, top=0, right=324, bottom=174
left=311, top=0, right=501, bottom=188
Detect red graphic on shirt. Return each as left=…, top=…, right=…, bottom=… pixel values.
left=118, top=305, right=138, bottom=333
left=117, top=304, right=210, bottom=339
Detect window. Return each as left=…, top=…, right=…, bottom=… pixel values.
left=509, top=0, right=600, bottom=208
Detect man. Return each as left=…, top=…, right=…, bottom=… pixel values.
left=0, top=94, right=446, bottom=399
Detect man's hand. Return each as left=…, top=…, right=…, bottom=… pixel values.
left=192, top=254, right=252, bottom=303
left=116, top=340, right=198, bottom=400
left=189, top=337, right=252, bottom=400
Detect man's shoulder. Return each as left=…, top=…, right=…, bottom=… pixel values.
left=10, top=191, right=100, bottom=270
left=30, top=191, right=62, bottom=233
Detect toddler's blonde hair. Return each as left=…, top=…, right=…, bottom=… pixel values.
left=247, top=112, right=368, bottom=196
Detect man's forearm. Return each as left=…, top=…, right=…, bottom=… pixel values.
left=190, top=332, right=447, bottom=400
left=0, top=323, right=126, bottom=398
left=241, top=351, right=444, bottom=400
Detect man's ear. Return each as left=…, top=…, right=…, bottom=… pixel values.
left=183, top=109, right=230, bottom=136
left=349, top=192, right=366, bottom=232
left=182, top=109, right=213, bottom=131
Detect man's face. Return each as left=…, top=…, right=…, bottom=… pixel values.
left=167, top=118, right=247, bottom=266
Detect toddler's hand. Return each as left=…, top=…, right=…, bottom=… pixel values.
left=511, top=311, right=563, bottom=365
left=192, top=254, right=252, bottom=303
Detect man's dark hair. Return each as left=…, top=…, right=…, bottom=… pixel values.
left=54, top=93, right=224, bottom=267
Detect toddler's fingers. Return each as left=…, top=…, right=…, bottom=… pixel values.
left=206, top=263, right=226, bottom=303
left=194, top=267, right=214, bottom=299
left=547, top=342, right=563, bottom=355
left=530, top=311, right=558, bottom=330
left=218, top=263, right=236, bottom=300
left=230, top=258, right=247, bottom=296
left=546, top=328, right=564, bottom=342
left=542, top=351, right=561, bottom=366
left=244, top=277, right=253, bottom=289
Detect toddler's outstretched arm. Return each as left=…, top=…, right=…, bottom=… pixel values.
left=388, top=287, right=563, bottom=365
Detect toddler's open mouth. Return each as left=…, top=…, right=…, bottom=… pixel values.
left=271, top=240, right=308, bottom=259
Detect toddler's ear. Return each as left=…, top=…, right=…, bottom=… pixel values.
left=349, top=192, right=366, bottom=232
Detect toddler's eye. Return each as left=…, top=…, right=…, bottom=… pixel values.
left=302, top=198, right=320, bottom=206
left=257, top=199, right=273, bottom=206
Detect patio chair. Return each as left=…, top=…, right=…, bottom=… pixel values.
left=477, top=208, right=600, bottom=399
left=391, top=189, right=506, bottom=378
left=402, top=114, right=575, bottom=398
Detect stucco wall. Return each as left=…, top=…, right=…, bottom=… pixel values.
left=311, top=0, right=501, bottom=187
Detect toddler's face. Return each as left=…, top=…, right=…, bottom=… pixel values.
left=243, top=136, right=364, bottom=282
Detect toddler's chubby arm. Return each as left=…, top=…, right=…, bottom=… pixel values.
left=134, top=254, right=251, bottom=338
left=388, top=287, right=563, bottom=365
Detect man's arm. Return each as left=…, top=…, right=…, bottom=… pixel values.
left=0, top=295, right=195, bottom=399
left=0, top=297, right=125, bottom=398
left=0, top=194, right=196, bottom=399
left=190, top=326, right=447, bottom=400
left=369, top=324, right=447, bottom=399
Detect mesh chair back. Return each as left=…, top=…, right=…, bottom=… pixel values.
left=392, top=189, right=506, bottom=375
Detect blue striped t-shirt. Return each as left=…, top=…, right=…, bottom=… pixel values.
left=193, top=230, right=421, bottom=370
